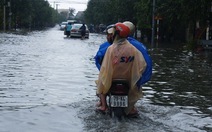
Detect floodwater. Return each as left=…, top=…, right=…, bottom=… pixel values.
left=0, top=26, right=211, bottom=132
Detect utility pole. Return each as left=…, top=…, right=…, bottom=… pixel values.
left=3, top=0, right=6, bottom=32
left=151, top=0, right=155, bottom=48
left=56, top=4, right=59, bottom=12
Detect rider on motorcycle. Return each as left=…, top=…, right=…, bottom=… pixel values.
left=96, top=22, right=147, bottom=116
left=95, top=21, right=152, bottom=86
left=95, top=21, right=152, bottom=115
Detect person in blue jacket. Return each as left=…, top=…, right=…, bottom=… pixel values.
left=65, top=22, right=72, bottom=37
left=94, top=21, right=152, bottom=87
left=94, top=24, right=114, bottom=69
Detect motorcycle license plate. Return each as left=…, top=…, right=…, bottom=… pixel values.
left=110, top=95, right=128, bottom=107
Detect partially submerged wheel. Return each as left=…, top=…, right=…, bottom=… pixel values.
left=113, top=107, right=124, bottom=119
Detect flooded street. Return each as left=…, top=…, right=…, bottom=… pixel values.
left=0, top=26, right=211, bottom=132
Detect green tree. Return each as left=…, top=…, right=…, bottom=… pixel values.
left=84, top=0, right=138, bottom=32
left=0, top=0, right=61, bottom=31
left=156, top=0, right=211, bottom=42
left=134, top=0, right=152, bottom=29
left=84, top=0, right=211, bottom=43
left=0, top=0, right=4, bottom=29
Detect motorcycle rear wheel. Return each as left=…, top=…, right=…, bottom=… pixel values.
left=111, top=107, right=124, bottom=119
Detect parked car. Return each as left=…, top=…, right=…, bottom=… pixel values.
left=70, top=23, right=89, bottom=38
left=59, top=22, right=68, bottom=30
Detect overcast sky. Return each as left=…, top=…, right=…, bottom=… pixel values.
left=47, top=0, right=88, bottom=13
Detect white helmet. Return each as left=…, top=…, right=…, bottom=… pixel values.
left=123, top=21, right=135, bottom=36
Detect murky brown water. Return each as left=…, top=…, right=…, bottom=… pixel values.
left=0, top=26, right=211, bottom=132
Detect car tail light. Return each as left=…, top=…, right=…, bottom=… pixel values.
left=71, top=29, right=77, bottom=32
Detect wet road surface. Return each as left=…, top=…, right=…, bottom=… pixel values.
left=0, top=26, right=211, bottom=132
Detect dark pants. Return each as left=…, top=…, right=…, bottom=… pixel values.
left=81, top=31, right=86, bottom=37
left=66, top=31, right=70, bottom=36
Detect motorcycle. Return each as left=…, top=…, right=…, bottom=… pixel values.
left=108, top=79, right=129, bottom=119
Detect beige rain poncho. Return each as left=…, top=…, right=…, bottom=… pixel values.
left=96, top=39, right=147, bottom=114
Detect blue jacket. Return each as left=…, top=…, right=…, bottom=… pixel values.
left=94, top=41, right=111, bottom=70
left=66, top=24, right=72, bottom=31
left=94, top=37, right=152, bottom=86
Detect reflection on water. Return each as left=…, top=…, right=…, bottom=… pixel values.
left=0, top=27, right=211, bottom=132
left=147, top=48, right=212, bottom=116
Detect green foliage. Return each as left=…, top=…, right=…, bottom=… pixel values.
left=157, top=0, right=209, bottom=29
left=0, top=0, right=62, bottom=30
left=135, top=0, right=152, bottom=29
left=84, top=0, right=211, bottom=42
left=84, top=0, right=138, bottom=25
left=185, top=40, right=198, bottom=51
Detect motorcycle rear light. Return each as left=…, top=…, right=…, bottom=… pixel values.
left=116, top=84, right=125, bottom=90
left=111, top=84, right=128, bottom=94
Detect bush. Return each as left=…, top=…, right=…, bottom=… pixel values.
left=185, top=40, right=197, bottom=51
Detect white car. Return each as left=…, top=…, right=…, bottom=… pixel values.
left=59, top=22, right=68, bottom=30
left=70, top=23, right=89, bottom=38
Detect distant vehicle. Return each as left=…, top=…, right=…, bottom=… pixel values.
left=70, top=23, right=89, bottom=38
left=59, top=22, right=68, bottom=30
left=67, top=19, right=78, bottom=24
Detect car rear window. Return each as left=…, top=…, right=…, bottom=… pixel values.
left=73, top=25, right=81, bottom=28
left=72, top=24, right=88, bottom=30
